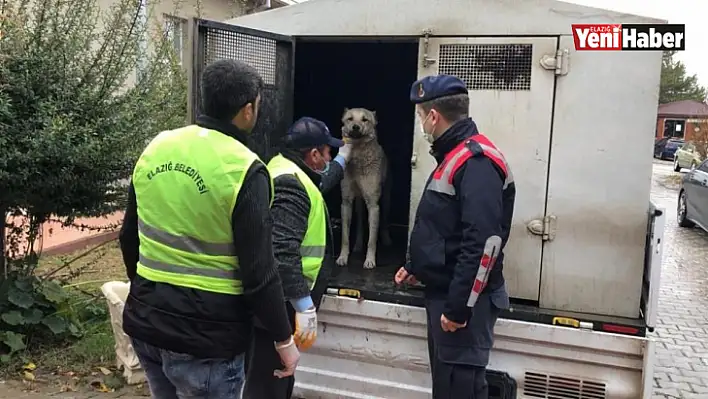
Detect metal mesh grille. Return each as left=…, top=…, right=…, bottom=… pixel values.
left=524, top=372, right=607, bottom=399
left=439, top=44, right=533, bottom=91
left=194, top=22, right=293, bottom=161
left=203, top=29, right=277, bottom=85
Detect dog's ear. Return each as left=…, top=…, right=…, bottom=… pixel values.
left=343, top=107, right=350, bottom=114
left=371, top=110, right=378, bottom=124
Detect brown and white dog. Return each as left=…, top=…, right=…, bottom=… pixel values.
left=336, top=107, right=392, bottom=269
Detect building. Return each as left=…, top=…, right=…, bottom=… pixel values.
left=656, top=100, right=708, bottom=141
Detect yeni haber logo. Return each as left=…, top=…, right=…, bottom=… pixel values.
left=571, top=24, right=686, bottom=51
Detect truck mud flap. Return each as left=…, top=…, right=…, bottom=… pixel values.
left=488, top=369, right=517, bottom=399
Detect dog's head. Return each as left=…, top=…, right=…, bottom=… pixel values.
left=341, top=108, right=377, bottom=142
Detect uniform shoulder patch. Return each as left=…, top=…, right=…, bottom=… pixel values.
left=464, top=139, right=485, bottom=157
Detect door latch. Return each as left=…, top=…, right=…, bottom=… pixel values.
left=527, top=215, right=557, bottom=241
left=540, top=49, right=569, bottom=76
left=421, top=29, right=437, bottom=68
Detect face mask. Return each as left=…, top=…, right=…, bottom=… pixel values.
left=320, top=161, right=331, bottom=175
left=419, top=112, right=436, bottom=144
left=311, top=149, right=329, bottom=173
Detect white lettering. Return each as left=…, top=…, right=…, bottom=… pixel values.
left=671, top=32, right=684, bottom=48
left=623, top=28, right=637, bottom=48
left=623, top=28, right=684, bottom=49
left=574, top=28, right=590, bottom=48
left=575, top=27, right=620, bottom=49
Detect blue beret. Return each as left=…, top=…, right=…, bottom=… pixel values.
left=409, top=75, right=468, bottom=104
left=284, top=117, right=344, bottom=148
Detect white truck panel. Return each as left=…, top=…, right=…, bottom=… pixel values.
left=293, top=296, right=654, bottom=399
left=410, top=36, right=557, bottom=301
left=226, top=0, right=663, bottom=37
left=644, top=203, right=665, bottom=329
left=540, top=35, right=662, bottom=317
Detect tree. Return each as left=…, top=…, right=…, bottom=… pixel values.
left=660, top=51, right=707, bottom=104
left=0, top=0, right=187, bottom=358
left=0, top=0, right=187, bottom=264
left=692, top=120, right=708, bottom=161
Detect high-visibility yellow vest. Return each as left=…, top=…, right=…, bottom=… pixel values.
left=132, top=125, right=273, bottom=295
left=267, top=154, right=326, bottom=290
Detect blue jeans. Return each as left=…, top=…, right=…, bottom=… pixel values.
left=131, top=338, right=245, bottom=399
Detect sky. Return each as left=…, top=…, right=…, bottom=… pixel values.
left=567, top=0, right=707, bottom=88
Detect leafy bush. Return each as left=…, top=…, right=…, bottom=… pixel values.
left=0, top=0, right=187, bottom=222
left=0, top=0, right=188, bottom=360
left=0, top=273, right=107, bottom=363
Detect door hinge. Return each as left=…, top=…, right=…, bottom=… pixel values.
left=527, top=215, right=557, bottom=241
left=421, top=29, right=437, bottom=68
left=540, top=49, right=569, bottom=76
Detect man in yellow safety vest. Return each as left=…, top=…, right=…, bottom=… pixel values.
left=242, top=117, right=352, bottom=399
left=119, top=59, right=298, bottom=398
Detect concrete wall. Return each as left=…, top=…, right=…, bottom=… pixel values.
left=91, top=0, right=247, bottom=88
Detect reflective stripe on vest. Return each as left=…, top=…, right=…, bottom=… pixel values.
left=132, top=125, right=272, bottom=295
left=267, top=154, right=327, bottom=290
left=427, top=133, right=513, bottom=196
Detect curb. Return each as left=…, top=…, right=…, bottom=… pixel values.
left=42, top=230, right=119, bottom=256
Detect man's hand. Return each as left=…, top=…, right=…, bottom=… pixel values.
left=394, top=266, right=418, bottom=285
left=294, top=307, right=317, bottom=351
left=338, top=143, right=352, bottom=161
left=440, top=314, right=467, bottom=332
left=273, top=336, right=300, bottom=378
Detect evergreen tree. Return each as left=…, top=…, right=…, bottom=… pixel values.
left=660, top=51, right=707, bottom=104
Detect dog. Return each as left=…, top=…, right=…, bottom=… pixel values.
left=336, top=107, right=392, bottom=269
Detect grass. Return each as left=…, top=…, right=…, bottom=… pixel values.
left=5, top=241, right=128, bottom=382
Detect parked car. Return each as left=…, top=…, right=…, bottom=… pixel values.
left=654, top=137, right=685, bottom=160
left=673, top=141, right=705, bottom=171
left=678, top=159, right=708, bottom=231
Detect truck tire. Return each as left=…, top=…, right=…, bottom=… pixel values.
left=678, top=190, right=695, bottom=228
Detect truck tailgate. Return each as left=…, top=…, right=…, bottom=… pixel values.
left=294, top=295, right=654, bottom=399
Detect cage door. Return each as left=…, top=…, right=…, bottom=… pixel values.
left=191, top=19, right=294, bottom=161
left=411, top=36, right=558, bottom=302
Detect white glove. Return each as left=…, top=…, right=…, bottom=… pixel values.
left=293, top=308, right=318, bottom=351
left=338, top=143, right=352, bottom=162
left=273, top=336, right=300, bottom=378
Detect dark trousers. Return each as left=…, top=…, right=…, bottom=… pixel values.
left=425, top=299, right=492, bottom=399
left=131, top=338, right=245, bottom=399
left=243, top=303, right=297, bottom=399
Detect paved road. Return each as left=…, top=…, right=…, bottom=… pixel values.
left=650, top=160, right=708, bottom=399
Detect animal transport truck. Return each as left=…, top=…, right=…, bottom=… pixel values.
left=183, top=0, right=666, bottom=397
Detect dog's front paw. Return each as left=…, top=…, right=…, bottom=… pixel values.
left=363, top=258, right=376, bottom=269
left=336, top=252, right=349, bottom=267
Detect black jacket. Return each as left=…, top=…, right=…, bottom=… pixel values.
left=406, top=118, right=516, bottom=324
left=270, top=149, right=342, bottom=307
left=119, top=116, right=292, bottom=359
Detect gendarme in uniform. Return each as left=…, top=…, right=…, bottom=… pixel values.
left=404, top=75, right=517, bottom=399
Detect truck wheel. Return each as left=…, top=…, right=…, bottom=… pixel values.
left=678, top=190, right=695, bottom=228
left=674, top=158, right=681, bottom=172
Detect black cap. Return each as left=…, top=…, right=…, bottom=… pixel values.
left=410, top=75, right=468, bottom=104
left=284, top=117, right=344, bottom=148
